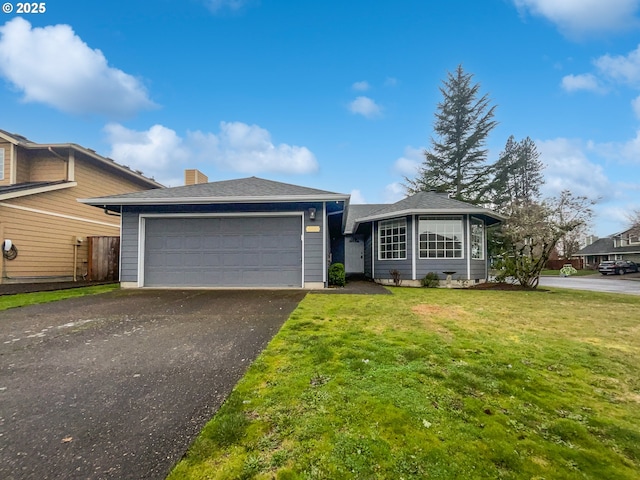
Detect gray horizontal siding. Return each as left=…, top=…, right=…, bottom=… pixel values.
left=416, top=259, right=467, bottom=281
left=469, top=260, right=487, bottom=281
left=373, top=216, right=413, bottom=281
left=366, top=214, right=490, bottom=282
left=120, top=210, right=140, bottom=282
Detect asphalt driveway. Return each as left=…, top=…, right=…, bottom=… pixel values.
left=0, top=289, right=306, bottom=480
left=538, top=274, right=640, bottom=295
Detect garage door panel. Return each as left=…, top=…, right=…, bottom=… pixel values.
left=166, top=237, right=184, bottom=249
left=144, top=216, right=303, bottom=287
left=183, top=253, right=203, bottom=267
left=243, top=235, right=260, bottom=249
left=184, top=237, right=202, bottom=249
left=203, top=253, right=222, bottom=266
left=165, top=252, right=186, bottom=267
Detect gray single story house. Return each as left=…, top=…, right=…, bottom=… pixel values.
left=81, top=176, right=503, bottom=289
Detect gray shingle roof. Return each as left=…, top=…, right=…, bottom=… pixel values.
left=345, top=191, right=504, bottom=234
left=575, top=237, right=640, bottom=255
left=81, top=176, right=348, bottom=205
left=343, top=204, right=386, bottom=234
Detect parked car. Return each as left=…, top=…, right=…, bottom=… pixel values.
left=598, top=260, right=638, bottom=275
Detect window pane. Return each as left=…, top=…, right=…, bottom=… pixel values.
left=378, top=218, right=407, bottom=260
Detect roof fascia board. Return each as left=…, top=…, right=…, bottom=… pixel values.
left=353, top=207, right=505, bottom=228
left=79, top=194, right=350, bottom=206
left=0, top=181, right=77, bottom=201
left=0, top=131, right=21, bottom=145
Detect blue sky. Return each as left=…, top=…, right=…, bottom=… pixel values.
left=1, top=0, right=640, bottom=236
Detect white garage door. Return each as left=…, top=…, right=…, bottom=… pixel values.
left=143, top=216, right=302, bottom=287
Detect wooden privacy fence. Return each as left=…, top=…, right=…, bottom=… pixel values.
left=546, top=258, right=584, bottom=270
left=88, top=236, right=120, bottom=281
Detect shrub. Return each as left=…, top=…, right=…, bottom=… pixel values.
left=421, top=272, right=440, bottom=288
left=389, top=269, right=402, bottom=286
left=328, top=262, right=346, bottom=286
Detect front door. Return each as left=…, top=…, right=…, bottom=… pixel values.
left=345, top=236, right=365, bottom=274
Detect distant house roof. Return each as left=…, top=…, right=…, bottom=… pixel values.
left=0, top=129, right=163, bottom=189
left=575, top=236, right=640, bottom=256
left=346, top=191, right=504, bottom=234
left=575, top=237, right=615, bottom=256
left=80, top=177, right=349, bottom=208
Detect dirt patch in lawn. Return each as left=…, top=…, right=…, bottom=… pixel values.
left=410, top=304, right=468, bottom=340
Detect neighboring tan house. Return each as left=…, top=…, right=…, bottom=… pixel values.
left=0, top=129, right=162, bottom=284
left=574, top=228, right=640, bottom=268
left=82, top=177, right=503, bottom=289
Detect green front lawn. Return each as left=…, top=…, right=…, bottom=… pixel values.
left=0, top=284, right=119, bottom=311
left=170, top=287, right=640, bottom=479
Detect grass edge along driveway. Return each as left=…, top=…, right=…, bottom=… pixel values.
left=169, top=287, right=640, bottom=480
left=0, top=284, right=119, bottom=311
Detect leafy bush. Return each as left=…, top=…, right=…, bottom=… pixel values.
left=421, top=272, right=440, bottom=288
left=328, top=262, right=346, bottom=286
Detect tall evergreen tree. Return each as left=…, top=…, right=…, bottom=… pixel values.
left=407, top=65, right=497, bottom=203
left=491, top=135, right=544, bottom=211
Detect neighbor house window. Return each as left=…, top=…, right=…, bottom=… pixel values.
left=419, top=216, right=463, bottom=258
left=471, top=218, right=484, bottom=260
left=378, top=218, right=407, bottom=260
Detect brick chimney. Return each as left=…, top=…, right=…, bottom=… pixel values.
left=185, top=169, right=208, bottom=186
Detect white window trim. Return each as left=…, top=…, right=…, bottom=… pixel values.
left=418, top=215, right=465, bottom=260
left=377, top=217, right=407, bottom=261
left=0, top=148, right=4, bottom=181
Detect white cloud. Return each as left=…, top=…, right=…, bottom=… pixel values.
left=513, top=0, right=640, bottom=37
left=633, top=96, right=640, bottom=119
left=393, top=146, right=424, bottom=176
left=189, top=121, right=318, bottom=174
left=594, top=44, right=640, bottom=86
left=350, top=189, right=366, bottom=204
left=383, top=182, right=405, bottom=203
left=384, top=77, right=398, bottom=87
left=104, top=124, right=190, bottom=186
left=352, top=81, right=370, bottom=91
left=105, top=121, right=318, bottom=186
left=537, top=138, right=611, bottom=199
left=203, top=0, right=251, bottom=13
left=561, top=73, right=603, bottom=92
left=348, top=96, right=383, bottom=119
left=0, top=18, right=154, bottom=117
left=593, top=129, right=640, bottom=163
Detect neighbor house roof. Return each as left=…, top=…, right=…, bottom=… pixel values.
left=0, top=180, right=76, bottom=201
left=80, top=177, right=350, bottom=208
left=347, top=191, right=504, bottom=234
left=575, top=238, right=614, bottom=256
left=574, top=237, right=640, bottom=256
left=0, top=129, right=163, bottom=189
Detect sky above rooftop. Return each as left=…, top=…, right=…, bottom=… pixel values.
left=1, top=0, right=639, bottom=236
